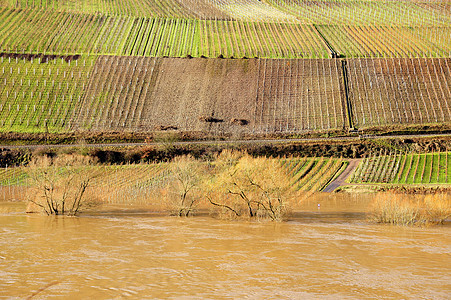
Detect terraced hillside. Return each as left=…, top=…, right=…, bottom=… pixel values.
left=0, top=10, right=329, bottom=58
left=4, top=0, right=449, bottom=25
left=0, top=0, right=449, bottom=136
left=0, top=2, right=449, bottom=59
left=1, top=55, right=450, bottom=134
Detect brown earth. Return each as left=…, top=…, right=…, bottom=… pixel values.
left=0, top=56, right=449, bottom=139
left=322, top=159, right=361, bottom=192
left=71, top=56, right=450, bottom=136
left=74, top=57, right=346, bottom=134
left=347, top=57, right=451, bottom=127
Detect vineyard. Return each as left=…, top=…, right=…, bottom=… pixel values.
left=266, top=0, right=451, bottom=26
left=74, top=57, right=346, bottom=133
left=0, top=9, right=329, bottom=58
left=0, top=9, right=133, bottom=55
left=280, top=156, right=346, bottom=192
left=350, top=152, right=451, bottom=184
left=0, top=4, right=449, bottom=59
left=0, top=1, right=449, bottom=136
left=317, top=25, right=451, bottom=58
left=1, top=55, right=450, bottom=134
left=0, top=0, right=203, bottom=18
left=0, top=54, right=95, bottom=132
left=2, top=151, right=449, bottom=202
left=346, top=58, right=451, bottom=128
left=2, top=0, right=449, bottom=25
left=0, top=0, right=295, bottom=21
left=195, top=20, right=328, bottom=58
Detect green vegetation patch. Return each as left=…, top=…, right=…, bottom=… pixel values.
left=351, top=152, right=451, bottom=185
left=317, top=25, right=450, bottom=58
left=0, top=54, right=96, bottom=133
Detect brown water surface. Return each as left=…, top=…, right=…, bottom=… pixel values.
left=0, top=195, right=450, bottom=299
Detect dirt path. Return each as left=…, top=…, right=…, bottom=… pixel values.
left=0, top=133, right=450, bottom=150
left=323, top=159, right=361, bottom=192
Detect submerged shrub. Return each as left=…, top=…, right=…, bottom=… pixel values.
left=369, top=193, right=450, bottom=226
left=26, top=154, right=100, bottom=216
left=206, top=152, right=295, bottom=221
left=165, top=155, right=206, bottom=217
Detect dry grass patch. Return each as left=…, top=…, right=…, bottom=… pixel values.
left=369, top=193, right=450, bottom=226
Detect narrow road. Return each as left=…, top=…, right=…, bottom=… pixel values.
left=322, top=159, right=361, bottom=192
left=0, top=133, right=449, bottom=150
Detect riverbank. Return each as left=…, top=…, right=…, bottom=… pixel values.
left=1, top=134, right=450, bottom=167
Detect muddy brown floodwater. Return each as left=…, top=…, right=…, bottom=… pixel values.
left=0, top=194, right=450, bottom=299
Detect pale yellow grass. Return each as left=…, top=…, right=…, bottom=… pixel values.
left=369, top=193, right=450, bottom=226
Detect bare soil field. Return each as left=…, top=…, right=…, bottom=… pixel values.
left=347, top=57, right=451, bottom=128
left=74, top=57, right=346, bottom=134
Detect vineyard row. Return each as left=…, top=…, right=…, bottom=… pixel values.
left=267, top=0, right=450, bottom=26
left=73, top=57, right=346, bottom=133
left=350, top=152, right=450, bottom=184
left=1, top=0, right=449, bottom=25
left=0, top=8, right=449, bottom=59
left=347, top=57, right=451, bottom=127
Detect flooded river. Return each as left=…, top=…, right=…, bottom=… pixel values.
left=0, top=196, right=450, bottom=299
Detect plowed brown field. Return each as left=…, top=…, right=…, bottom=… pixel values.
left=74, top=57, right=347, bottom=134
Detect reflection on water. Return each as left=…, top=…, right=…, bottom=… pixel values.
left=0, top=195, right=450, bottom=299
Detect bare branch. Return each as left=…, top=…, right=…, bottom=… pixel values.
left=207, top=195, right=240, bottom=216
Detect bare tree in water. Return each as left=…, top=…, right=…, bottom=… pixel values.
left=207, top=152, right=293, bottom=221
left=26, top=155, right=99, bottom=216
left=166, top=155, right=206, bottom=217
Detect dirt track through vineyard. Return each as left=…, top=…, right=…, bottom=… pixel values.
left=322, top=159, right=361, bottom=192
